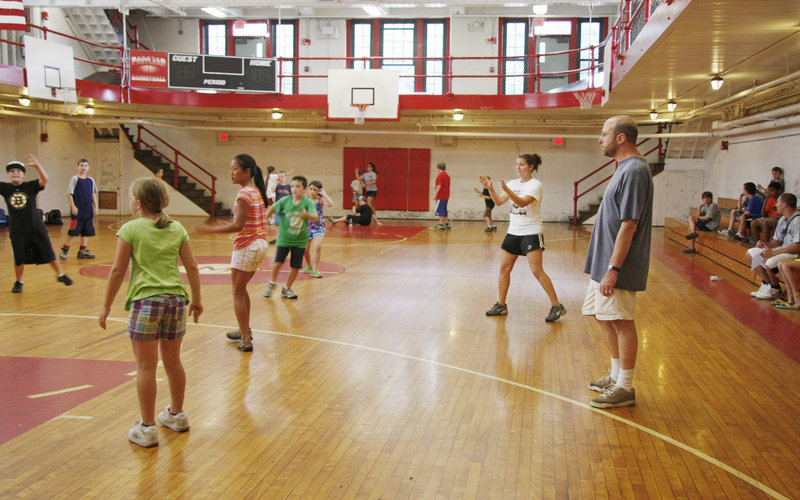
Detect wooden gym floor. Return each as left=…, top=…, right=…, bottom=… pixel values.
left=1, top=216, right=799, bottom=499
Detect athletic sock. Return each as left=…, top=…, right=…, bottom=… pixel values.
left=80, top=246, right=87, bottom=250
left=616, top=368, right=634, bottom=390
left=610, top=357, right=620, bottom=380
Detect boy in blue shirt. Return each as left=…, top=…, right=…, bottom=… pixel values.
left=60, top=158, right=98, bottom=259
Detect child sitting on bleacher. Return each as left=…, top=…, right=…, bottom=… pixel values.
left=683, top=191, right=720, bottom=254
left=747, top=192, right=800, bottom=300
left=722, top=182, right=762, bottom=241
left=750, top=181, right=783, bottom=244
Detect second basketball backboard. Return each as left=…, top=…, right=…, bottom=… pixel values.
left=327, top=69, right=400, bottom=121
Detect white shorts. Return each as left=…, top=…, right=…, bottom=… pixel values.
left=747, top=247, right=798, bottom=271
left=231, top=238, right=268, bottom=272
left=581, top=279, right=637, bottom=321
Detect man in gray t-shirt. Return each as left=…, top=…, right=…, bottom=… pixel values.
left=581, top=115, right=653, bottom=409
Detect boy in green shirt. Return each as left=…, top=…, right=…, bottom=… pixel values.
left=262, top=176, right=318, bottom=299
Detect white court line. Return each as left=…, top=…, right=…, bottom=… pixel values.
left=28, top=385, right=93, bottom=399
left=0, top=312, right=789, bottom=500
left=54, top=415, right=93, bottom=420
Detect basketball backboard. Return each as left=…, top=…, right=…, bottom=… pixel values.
left=23, top=36, right=76, bottom=101
left=327, top=69, right=400, bottom=121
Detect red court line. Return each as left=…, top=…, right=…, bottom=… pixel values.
left=653, top=245, right=800, bottom=363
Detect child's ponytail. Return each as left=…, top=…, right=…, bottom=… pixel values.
left=131, top=178, right=172, bottom=228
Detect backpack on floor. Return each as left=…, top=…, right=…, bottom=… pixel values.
left=45, top=209, right=63, bottom=225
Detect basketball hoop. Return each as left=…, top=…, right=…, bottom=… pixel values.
left=573, top=89, right=601, bottom=110
left=52, top=87, right=78, bottom=115
left=352, top=103, right=369, bottom=125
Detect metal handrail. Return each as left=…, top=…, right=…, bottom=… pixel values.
left=136, top=125, right=218, bottom=216
left=572, top=132, right=663, bottom=224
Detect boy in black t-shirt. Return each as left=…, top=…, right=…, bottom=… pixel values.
left=0, top=155, right=73, bottom=292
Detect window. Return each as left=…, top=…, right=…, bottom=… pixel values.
left=424, top=21, right=446, bottom=94
left=502, top=20, right=528, bottom=95
left=274, top=22, right=296, bottom=94
left=351, top=21, right=373, bottom=69
left=578, top=20, right=604, bottom=85
left=348, top=19, right=448, bottom=94
left=382, top=22, right=416, bottom=94
left=204, top=23, right=227, bottom=56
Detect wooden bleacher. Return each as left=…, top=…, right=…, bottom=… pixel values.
left=663, top=197, right=758, bottom=284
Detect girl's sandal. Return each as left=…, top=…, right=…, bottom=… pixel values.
left=237, top=338, right=253, bottom=352
left=776, top=303, right=800, bottom=310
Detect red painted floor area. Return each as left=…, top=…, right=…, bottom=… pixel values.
left=0, top=357, right=136, bottom=445
left=654, top=245, right=800, bottom=363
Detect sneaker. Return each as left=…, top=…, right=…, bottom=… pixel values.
left=158, top=406, right=190, bottom=432
left=302, top=265, right=313, bottom=273
left=485, top=302, right=508, bottom=316
left=484, top=226, right=493, bottom=232
left=733, top=233, right=746, bottom=241
left=590, top=384, right=636, bottom=408
left=262, top=282, right=276, bottom=298
left=444, top=223, right=452, bottom=229
left=128, top=420, right=159, bottom=447
left=751, top=283, right=770, bottom=297
left=268, top=239, right=277, bottom=245
left=311, top=270, right=323, bottom=278
left=491, top=226, right=498, bottom=232
left=57, top=274, right=73, bottom=286
left=433, top=224, right=445, bottom=230
left=77, top=249, right=96, bottom=259
left=59, top=247, right=69, bottom=260
left=237, top=338, right=253, bottom=352
left=11, top=281, right=22, bottom=293
left=682, top=248, right=697, bottom=254
left=726, top=229, right=736, bottom=237
left=755, top=286, right=781, bottom=300
left=545, top=303, right=566, bottom=322
left=684, top=232, right=699, bottom=240
left=281, top=286, right=298, bottom=299
left=225, top=328, right=252, bottom=341
left=589, top=371, right=616, bottom=392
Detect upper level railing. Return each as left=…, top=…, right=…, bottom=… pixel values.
left=0, top=20, right=606, bottom=101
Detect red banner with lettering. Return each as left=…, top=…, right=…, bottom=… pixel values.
left=129, top=50, right=168, bottom=88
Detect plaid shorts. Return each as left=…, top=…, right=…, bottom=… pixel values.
left=128, top=294, right=187, bottom=341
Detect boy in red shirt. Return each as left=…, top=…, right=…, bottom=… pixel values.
left=433, top=161, right=451, bottom=230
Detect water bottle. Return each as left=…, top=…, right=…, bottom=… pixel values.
left=710, top=275, right=721, bottom=281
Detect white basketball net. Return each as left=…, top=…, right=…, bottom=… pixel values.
left=55, top=87, right=78, bottom=115
left=573, top=90, right=599, bottom=110
left=352, top=103, right=369, bottom=125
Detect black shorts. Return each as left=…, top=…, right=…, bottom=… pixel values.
left=697, top=219, right=713, bottom=231
left=11, top=230, right=57, bottom=266
left=366, top=190, right=377, bottom=200
left=67, top=217, right=96, bottom=237
left=346, top=214, right=371, bottom=226
left=501, top=233, right=544, bottom=256
left=274, top=245, right=305, bottom=269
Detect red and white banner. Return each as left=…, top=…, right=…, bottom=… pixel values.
left=129, top=49, right=168, bottom=88
left=0, top=0, right=26, bottom=31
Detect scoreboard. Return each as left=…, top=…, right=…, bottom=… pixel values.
left=167, top=53, right=277, bottom=92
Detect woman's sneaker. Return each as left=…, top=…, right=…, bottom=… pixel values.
left=262, top=282, right=276, bottom=298
left=486, top=302, right=508, bottom=316
left=281, top=287, right=298, bottom=299
left=311, top=270, right=323, bottom=278
left=157, top=407, right=190, bottom=432
left=128, top=420, right=158, bottom=447
left=301, top=265, right=313, bottom=273
left=545, top=304, right=567, bottom=322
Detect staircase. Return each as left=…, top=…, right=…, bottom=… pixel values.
left=119, top=125, right=229, bottom=216
left=63, top=8, right=122, bottom=80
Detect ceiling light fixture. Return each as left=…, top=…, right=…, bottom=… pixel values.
left=667, top=100, right=677, bottom=112
left=272, top=109, right=283, bottom=119
left=650, top=110, right=658, bottom=120
left=532, top=4, right=548, bottom=16
left=18, top=96, right=30, bottom=106
left=362, top=5, right=388, bottom=16
left=711, top=75, right=724, bottom=90
left=453, top=110, right=464, bottom=121
left=201, top=7, right=228, bottom=18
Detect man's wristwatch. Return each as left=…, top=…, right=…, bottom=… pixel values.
left=607, top=265, right=621, bottom=272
